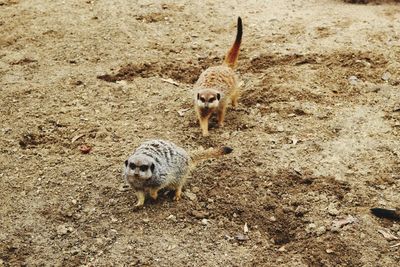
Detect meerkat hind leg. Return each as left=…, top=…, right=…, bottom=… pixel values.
left=231, top=89, right=240, bottom=108
left=149, top=188, right=159, bottom=200
left=173, top=185, right=183, bottom=201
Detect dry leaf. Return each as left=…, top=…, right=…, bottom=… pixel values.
left=161, top=78, right=179, bottom=86
left=177, top=108, right=190, bottom=117
left=390, top=242, right=400, bottom=248
left=378, top=229, right=399, bottom=241
left=71, top=133, right=85, bottom=143
left=235, top=234, right=248, bottom=241
left=331, top=215, right=356, bottom=231
left=79, top=144, right=92, bottom=154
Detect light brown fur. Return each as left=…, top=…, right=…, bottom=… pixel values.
left=193, top=17, right=243, bottom=136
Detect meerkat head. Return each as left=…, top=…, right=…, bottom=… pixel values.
left=124, top=154, right=155, bottom=184
left=196, top=89, right=221, bottom=110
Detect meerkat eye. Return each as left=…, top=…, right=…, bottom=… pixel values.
left=209, top=97, right=215, bottom=102
left=200, top=97, right=206, bottom=103
left=129, top=162, right=136, bottom=169
left=140, top=165, right=149, bottom=172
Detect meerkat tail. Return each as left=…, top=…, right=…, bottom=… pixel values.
left=224, top=17, right=242, bottom=69
left=190, top=146, right=233, bottom=166
left=371, top=208, right=400, bottom=221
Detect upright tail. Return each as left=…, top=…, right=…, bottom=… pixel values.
left=190, top=146, right=233, bottom=166
left=224, top=17, right=243, bottom=69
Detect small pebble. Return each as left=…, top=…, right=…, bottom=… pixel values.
left=201, top=219, right=209, bottom=225
left=166, top=215, right=176, bottom=221
left=348, top=76, right=358, bottom=85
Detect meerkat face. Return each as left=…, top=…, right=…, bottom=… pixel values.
left=124, top=155, right=155, bottom=184
left=196, top=90, right=221, bottom=110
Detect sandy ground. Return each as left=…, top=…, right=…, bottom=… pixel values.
left=1, top=0, right=400, bottom=266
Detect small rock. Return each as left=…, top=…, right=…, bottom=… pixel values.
left=348, top=76, right=358, bottom=85
left=306, top=223, right=317, bottom=234
left=116, top=80, right=128, bottom=86
left=381, top=72, right=391, bottom=81
left=191, top=186, right=200, bottom=193
left=190, top=210, right=209, bottom=219
left=316, top=226, right=327, bottom=236
left=184, top=191, right=197, bottom=201
left=278, top=246, right=286, bottom=252
left=243, top=223, right=249, bottom=233
left=328, top=204, right=340, bottom=216
left=276, top=126, right=284, bottom=132
left=166, top=215, right=176, bottom=221
left=326, top=249, right=334, bottom=254
left=201, top=219, right=209, bottom=225
left=56, top=224, right=70, bottom=235
left=269, top=216, right=277, bottom=222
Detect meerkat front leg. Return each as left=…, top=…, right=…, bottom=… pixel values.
left=134, top=191, right=145, bottom=207
left=199, top=116, right=210, bottom=136
left=196, top=108, right=209, bottom=136
left=217, top=104, right=227, bottom=127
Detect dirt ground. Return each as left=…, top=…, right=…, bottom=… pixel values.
left=1, top=0, right=400, bottom=266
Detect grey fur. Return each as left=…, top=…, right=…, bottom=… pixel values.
left=123, top=140, right=190, bottom=206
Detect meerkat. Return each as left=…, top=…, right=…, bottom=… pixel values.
left=123, top=139, right=233, bottom=207
left=194, top=17, right=243, bottom=136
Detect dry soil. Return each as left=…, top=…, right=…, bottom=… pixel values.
left=1, top=0, right=400, bottom=266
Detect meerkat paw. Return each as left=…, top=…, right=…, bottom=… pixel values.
left=134, top=201, right=144, bottom=207
left=173, top=188, right=182, bottom=201
left=134, top=191, right=145, bottom=207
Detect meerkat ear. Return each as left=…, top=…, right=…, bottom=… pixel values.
left=150, top=163, right=155, bottom=172
left=197, top=93, right=200, bottom=100
left=217, top=93, right=221, bottom=100
left=124, top=160, right=128, bottom=167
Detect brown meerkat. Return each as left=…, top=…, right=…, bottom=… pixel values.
left=194, top=17, right=243, bottom=136
left=123, top=139, right=233, bottom=207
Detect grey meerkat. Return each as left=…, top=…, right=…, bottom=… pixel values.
left=194, top=17, right=243, bottom=136
left=123, top=139, right=233, bottom=207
